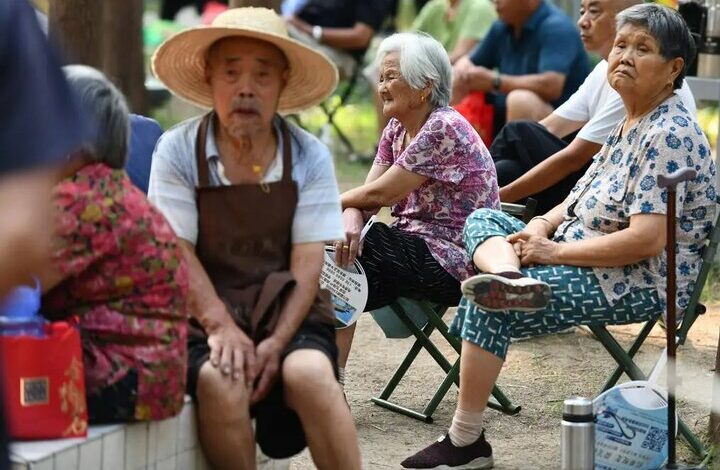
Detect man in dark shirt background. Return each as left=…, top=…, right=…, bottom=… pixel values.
left=286, top=0, right=394, bottom=78
left=452, top=0, right=588, bottom=134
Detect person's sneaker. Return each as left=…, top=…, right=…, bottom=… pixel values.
left=400, top=432, right=494, bottom=469
left=461, top=272, right=551, bottom=312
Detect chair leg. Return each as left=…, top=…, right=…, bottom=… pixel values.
left=391, top=304, right=453, bottom=373
left=419, top=303, right=521, bottom=415
left=590, top=325, right=647, bottom=380
left=326, top=117, right=356, bottom=154
left=487, top=384, right=522, bottom=415
left=371, top=306, right=453, bottom=422
left=600, top=319, right=657, bottom=392
left=591, top=325, right=708, bottom=458
left=375, top=322, right=437, bottom=401
left=678, top=418, right=708, bottom=459
left=317, top=74, right=360, bottom=155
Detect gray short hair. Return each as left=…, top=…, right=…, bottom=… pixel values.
left=63, top=65, right=130, bottom=169
left=376, top=32, right=452, bottom=108
left=616, top=3, right=696, bottom=90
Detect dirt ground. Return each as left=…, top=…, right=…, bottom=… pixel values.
left=287, top=306, right=720, bottom=469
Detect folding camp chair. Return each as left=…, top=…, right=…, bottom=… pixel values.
left=370, top=201, right=537, bottom=423
left=588, top=195, right=720, bottom=459
left=318, top=64, right=362, bottom=156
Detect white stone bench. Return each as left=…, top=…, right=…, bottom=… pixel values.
left=10, top=397, right=290, bottom=470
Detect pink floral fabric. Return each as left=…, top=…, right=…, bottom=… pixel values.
left=375, top=106, right=500, bottom=280
left=43, top=163, right=189, bottom=421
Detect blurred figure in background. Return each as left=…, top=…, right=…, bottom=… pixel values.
left=286, top=0, right=394, bottom=79
left=452, top=0, right=589, bottom=134
left=1, top=0, right=90, bottom=467
left=161, top=0, right=227, bottom=21
left=413, top=0, right=496, bottom=64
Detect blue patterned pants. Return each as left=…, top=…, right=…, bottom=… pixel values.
left=449, top=209, right=663, bottom=359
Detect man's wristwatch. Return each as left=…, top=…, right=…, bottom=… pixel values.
left=312, top=25, right=323, bottom=41
left=492, top=71, right=502, bottom=91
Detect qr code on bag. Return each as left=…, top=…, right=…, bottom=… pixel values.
left=641, top=426, right=667, bottom=453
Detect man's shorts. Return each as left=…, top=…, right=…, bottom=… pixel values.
left=186, top=319, right=338, bottom=459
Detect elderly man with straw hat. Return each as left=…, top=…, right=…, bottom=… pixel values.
left=148, top=7, right=361, bottom=469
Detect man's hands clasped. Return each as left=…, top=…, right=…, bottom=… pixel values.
left=206, top=316, right=286, bottom=404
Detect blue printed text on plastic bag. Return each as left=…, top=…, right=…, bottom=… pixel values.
left=594, top=386, right=668, bottom=469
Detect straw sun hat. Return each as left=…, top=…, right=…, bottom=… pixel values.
left=151, top=7, right=338, bottom=114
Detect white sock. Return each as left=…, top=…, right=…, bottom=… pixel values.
left=448, top=408, right=484, bottom=447
left=338, top=367, right=346, bottom=387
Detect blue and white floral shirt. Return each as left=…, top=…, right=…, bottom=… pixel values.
left=554, top=94, right=716, bottom=310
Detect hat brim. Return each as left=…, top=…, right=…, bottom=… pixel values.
left=151, top=25, right=338, bottom=114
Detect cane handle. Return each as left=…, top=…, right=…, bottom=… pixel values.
left=658, top=168, right=697, bottom=189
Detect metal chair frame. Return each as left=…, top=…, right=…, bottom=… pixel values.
left=370, top=201, right=537, bottom=422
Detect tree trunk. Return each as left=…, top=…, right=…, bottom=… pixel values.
left=48, top=0, right=103, bottom=67
left=229, top=0, right=281, bottom=12
left=710, top=327, right=720, bottom=449
left=102, top=0, right=147, bottom=115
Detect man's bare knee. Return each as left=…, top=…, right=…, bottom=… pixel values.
left=197, top=360, right=250, bottom=418
left=282, top=350, right=339, bottom=408
left=506, top=89, right=553, bottom=122
left=195, top=361, right=256, bottom=470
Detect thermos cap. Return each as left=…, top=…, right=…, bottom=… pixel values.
left=563, top=396, right=593, bottom=416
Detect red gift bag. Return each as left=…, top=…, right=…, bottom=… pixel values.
left=0, top=322, right=87, bottom=440
left=454, top=91, right=495, bottom=144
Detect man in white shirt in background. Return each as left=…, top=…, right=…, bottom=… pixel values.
left=492, top=0, right=696, bottom=214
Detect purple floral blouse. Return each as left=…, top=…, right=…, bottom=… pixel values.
left=375, top=106, right=500, bottom=280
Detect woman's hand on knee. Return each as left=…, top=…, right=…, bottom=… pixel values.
left=522, top=219, right=554, bottom=239
left=507, top=232, right=561, bottom=266
left=335, top=208, right=364, bottom=268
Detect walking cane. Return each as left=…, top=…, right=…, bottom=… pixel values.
left=658, top=168, right=701, bottom=470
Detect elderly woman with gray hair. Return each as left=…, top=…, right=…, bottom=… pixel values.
left=335, top=32, right=499, bottom=384
left=39, top=65, right=189, bottom=423
left=401, top=4, right=716, bottom=469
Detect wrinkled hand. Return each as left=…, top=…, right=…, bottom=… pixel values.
left=334, top=208, right=364, bottom=268
left=207, top=320, right=256, bottom=385
left=506, top=220, right=553, bottom=258
left=251, top=335, right=284, bottom=404
left=506, top=232, right=561, bottom=266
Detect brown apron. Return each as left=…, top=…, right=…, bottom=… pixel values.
left=191, top=113, right=333, bottom=343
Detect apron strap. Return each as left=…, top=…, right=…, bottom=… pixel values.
left=195, top=113, right=213, bottom=188
left=250, top=271, right=296, bottom=336
left=279, top=118, right=292, bottom=184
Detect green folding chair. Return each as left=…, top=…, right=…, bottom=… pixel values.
left=588, top=196, right=720, bottom=459
left=370, top=201, right=537, bottom=422
left=318, top=65, right=361, bottom=156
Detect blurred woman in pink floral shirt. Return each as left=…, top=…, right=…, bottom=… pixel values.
left=39, top=66, right=188, bottom=422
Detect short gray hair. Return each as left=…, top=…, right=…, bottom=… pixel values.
left=63, top=65, right=130, bottom=169
left=376, top=32, right=452, bottom=108
left=616, top=3, right=696, bottom=90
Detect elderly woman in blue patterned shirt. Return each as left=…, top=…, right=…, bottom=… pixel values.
left=402, top=4, right=716, bottom=469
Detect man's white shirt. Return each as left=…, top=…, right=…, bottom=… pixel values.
left=554, top=60, right=697, bottom=145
